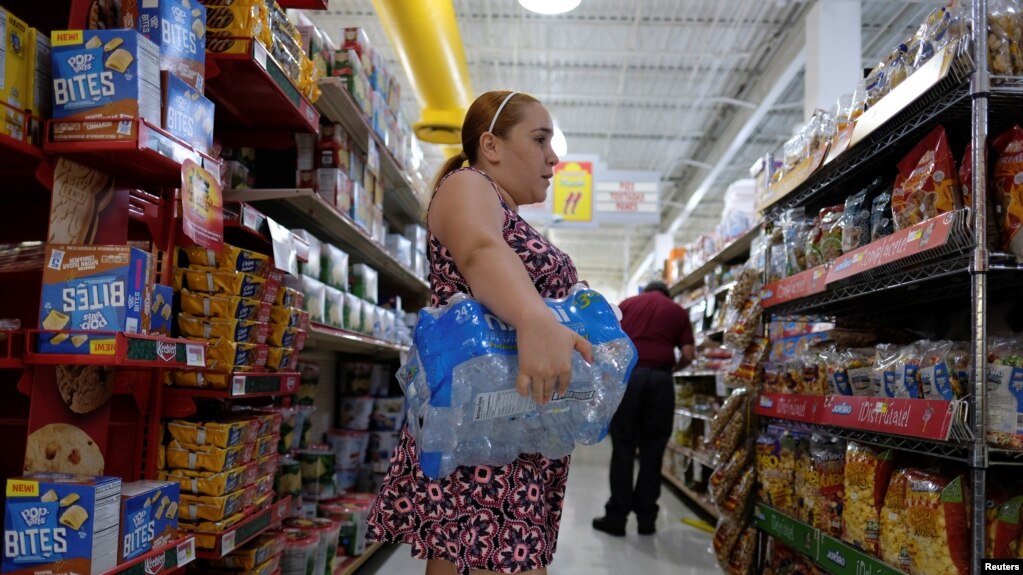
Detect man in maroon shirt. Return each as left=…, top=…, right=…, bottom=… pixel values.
left=593, top=280, right=694, bottom=536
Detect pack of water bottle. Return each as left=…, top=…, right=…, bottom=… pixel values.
left=396, top=284, right=637, bottom=479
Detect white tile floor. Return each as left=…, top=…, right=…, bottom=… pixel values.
left=355, top=440, right=722, bottom=574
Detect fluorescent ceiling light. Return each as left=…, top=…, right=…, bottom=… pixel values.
left=552, top=123, right=568, bottom=157
left=518, top=0, right=581, bottom=16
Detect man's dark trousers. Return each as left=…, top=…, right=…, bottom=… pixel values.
left=604, top=365, right=675, bottom=527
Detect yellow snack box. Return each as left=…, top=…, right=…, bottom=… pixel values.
left=180, top=244, right=270, bottom=276
left=167, top=419, right=251, bottom=449
left=160, top=462, right=258, bottom=497
left=178, top=314, right=269, bottom=344
left=180, top=289, right=271, bottom=322
left=165, top=440, right=249, bottom=473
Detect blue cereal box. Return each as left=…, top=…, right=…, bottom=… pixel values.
left=50, top=29, right=161, bottom=125
left=118, top=480, right=180, bottom=564
left=3, top=473, right=122, bottom=575
left=38, top=245, right=152, bottom=351
left=128, top=0, right=207, bottom=92
left=150, top=284, right=175, bottom=336
left=161, top=71, right=214, bottom=154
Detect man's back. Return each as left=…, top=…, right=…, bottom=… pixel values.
left=619, top=290, right=693, bottom=369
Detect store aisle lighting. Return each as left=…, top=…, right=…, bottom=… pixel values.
left=519, top=0, right=581, bottom=16
left=552, top=123, right=568, bottom=157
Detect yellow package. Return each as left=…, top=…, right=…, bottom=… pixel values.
left=205, top=4, right=264, bottom=37
left=180, top=289, right=269, bottom=322
left=204, top=338, right=268, bottom=372
left=180, top=244, right=269, bottom=276
left=841, top=442, right=896, bottom=556
left=209, top=531, right=285, bottom=570
left=178, top=485, right=253, bottom=522
left=160, top=464, right=254, bottom=497
left=168, top=370, right=231, bottom=390
left=879, top=469, right=913, bottom=573
left=1, top=9, right=31, bottom=141
left=266, top=347, right=296, bottom=372
left=167, top=420, right=251, bottom=449
left=268, top=322, right=304, bottom=348
left=273, top=287, right=303, bottom=309
left=182, top=267, right=275, bottom=302
left=181, top=510, right=248, bottom=546
left=165, top=440, right=249, bottom=473
left=270, top=306, right=303, bottom=329
left=256, top=434, right=279, bottom=458
left=905, top=471, right=969, bottom=575
left=755, top=427, right=795, bottom=514
left=178, top=314, right=269, bottom=344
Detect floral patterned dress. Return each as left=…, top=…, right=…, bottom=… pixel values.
left=366, top=167, right=579, bottom=574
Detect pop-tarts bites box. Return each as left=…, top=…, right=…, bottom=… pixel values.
left=150, top=283, right=174, bottom=336
left=3, top=473, right=122, bottom=575
left=118, top=480, right=179, bottom=564
left=129, top=0, right=207, bottom=92
left=162, top=71, right=213, bottom=153
left=38, top=245, right=152, bottom=347
left=51, top=29, right=161, bottom=125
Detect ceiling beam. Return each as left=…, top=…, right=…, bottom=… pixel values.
left=628, top=7, right=810, bottom=287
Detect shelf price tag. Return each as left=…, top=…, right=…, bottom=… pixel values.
left=253, top=41, right=268, bottom=70
left=185, top=343, right=205, bottom=367
left=176, top=538, right=196, bottom=567
left=232, top=375, right=247, bottom=396
left=181, top=160, right=224, bottom=250
left=221, top=530, right=237, bottom=556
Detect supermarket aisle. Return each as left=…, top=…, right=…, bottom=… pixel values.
left=357, top=440, right=720, bottom=574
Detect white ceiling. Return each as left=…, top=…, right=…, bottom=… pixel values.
left=308, top=0, right=946, bottom=302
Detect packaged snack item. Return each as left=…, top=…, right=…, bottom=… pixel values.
left=818, top=205, right=845, bottom=263
left=986, top=336, right=1023, bottom=448
left=814, top=436, right=846, bottom=536
left=891, top=343, right=924, bottom=399
left=755, top=427, right=794, bottom=514
left=165, top=440, right=249, bottom=473
left=182, top=267, right=277, bottom=302
left=713, top=406, right=747, bottom=458
left=892, top=126, right=959, bottom=231
left=989, top=1, right=1023, bottom=75
left=864, top=60, right=888, bottom=108
left=271, top=306, right=303, bottom=329
left=842, top=180, right=882, bottom=252
left=178, top=487, right=252, bottom=522
left=799, top=347, right=829, bottom=396
left=781, top=208, right=811, bottom=276
left=167, top=419, right=251, bottom=449
left=841, top=442, right=896, bottom=555
left=3, top=474, right=122, bottom=575
left=204, top=338, right=268, bottom=372
left=879, top=469, right=913, bottom=572
left=824, top=347, right=874, bottom=396
left=160, top=463, right=255, bottom=497
left=988, top=495, right=1023, bottom=559
left=180, top=290, right=271, bottom=322
left=209, top=531, right=286, bottom=570
left=792, top=434, right=816, bottom=524
left=992, top=125, right=1023, bottom=256
left=871, top=191, right=894, bottom=241
left=180, top=244, right=269, bottom=276
left=905, top=470, right=969, bottom=575
left=912, top=6, right=958, bottom=70
left=275, top=286, right=304, bottom=309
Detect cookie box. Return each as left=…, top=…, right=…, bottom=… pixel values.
left=180, top=290, right=271, bottom=322
left=180, top=511, right=248, bottom=548
left=274, top=287, right=304, bottom=310
left=266, top=347, right=297, bottom=372
left=160, top=461, right=257, bottom=497
left=161, top=70, right=214, bottom=154
left=204, top=338, right=269, bottom=372
left=3, top=473, right=122, bottom=575
left=38, top=245, right=152, bottom=349
left=127, top=0, right=207, bottom=92
left=208, top=553, right=281, bottom=575
left=209, top=530, right=285, bottom=570
left=179, top=244, right=270, bottom=276
left=118, top=480, right=180, bottom=564
left=149, top=284, right=174, bottom=336
left=50, top=30, right=161, bottom=130
left=178, top=484, right=253, bottom=522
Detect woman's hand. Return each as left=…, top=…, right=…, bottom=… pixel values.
left=514, top=315, right=595, bottom=405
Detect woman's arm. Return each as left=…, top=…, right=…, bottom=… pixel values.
left=429, top=170, right=593, bottom=404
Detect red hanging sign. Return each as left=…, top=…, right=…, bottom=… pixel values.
left=761, top=265, right=828, bottom=308
left=754, top=393, right=824, bottom=424
left=827, top=212, right=956, bottom=284
left=181, top=159, right=224, bottom=250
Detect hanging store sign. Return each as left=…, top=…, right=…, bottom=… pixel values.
left=181, top=160, right=224, bottom=250
left=594, top=170, right=661, bottom=224
left=552, top=161, right=593, bottom=223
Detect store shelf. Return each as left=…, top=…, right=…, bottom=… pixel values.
left=661, top=467, right=718, bottom=519
left=44, top=118, right=219, bottom=187
left=333, top=542, right=384, bottom=575
left=206, top=39, right=319, bottom=141
left=667, top=443, right=717, bottom=468
left=317, top=78, right=424, bottom=225
left=0, top=131, right=43, bottom=175
left=227, top=188, right=429, bottom=296
left=25, top=331, right=206, bottom=369
left=675, top=407, right=715, bottom=422
left=166, top=371, right=300, bottom=400
left=306, top=322, right=408, bottom=357
left=753, top=504, right=820, bottom=562
left=763, top=41, right=975, bottom=218
left=102, top=536, right=196, bottom=575
left=194, top=497, right=291, bottom=560
left=669, top=224, right=761, bottom=296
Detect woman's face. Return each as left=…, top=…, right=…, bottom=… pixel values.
left=495, top=102, right=560, bottom=208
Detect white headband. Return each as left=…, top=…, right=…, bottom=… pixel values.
left=487, top=91, right=520, bottom=134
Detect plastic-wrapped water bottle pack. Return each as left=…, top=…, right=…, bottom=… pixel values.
left=396, top=284, right=637, bottom=479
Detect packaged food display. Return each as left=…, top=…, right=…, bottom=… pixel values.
left=209, top=531, right=286, bottom=570
left=986, top=336, right=1023, bottom=448
left=905, top=470, right=969, bottom=575
left=160, top=463, right=257, bottom=497
left=841, top=442, right=895, bottom=555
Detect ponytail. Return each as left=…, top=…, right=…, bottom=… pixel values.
left=431, top=150, right=468, bottom=197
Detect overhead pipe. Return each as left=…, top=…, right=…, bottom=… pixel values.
left=370, top=0, right=474, bottom=145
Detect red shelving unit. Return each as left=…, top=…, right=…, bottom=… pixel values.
left=206, top=39, right=319, bottom=144
left=307, top=322, right=407, bottom=357
left=24, top=331, right=206, bottom=369
left=44, top=118, right=220, bottom=188
left=0, top=330, right=24, bottom=369
left=165, top=371, right=300, bottom=400
left=101, top=536, right=196, bottom=575
left=193, top=497, right=291, bottom=560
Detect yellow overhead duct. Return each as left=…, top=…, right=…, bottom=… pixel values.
left=371, top=0, right=474, bottom=146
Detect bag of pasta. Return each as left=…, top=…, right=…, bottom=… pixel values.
left=714, top=405, right=747, bottom=458
left=782, top=208, right=811, bottom=276
left=905, top=470, right=969, bottom=575
left=992, top=125, right=1023, bottom=256
left=799, top=347, right=829, bottom=396
left=879, top=469, right=913, bottom=572
left=891, top=126, right=959, bottom=231
left=873, top=343, right=901, bottom=398
left=918, top=340, right=957, bottom=400
left=841, top=442, right=896, bottom=555
left=818, top=204, right=846, bottom=263
left=814, top=436, right=846, bottom=537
